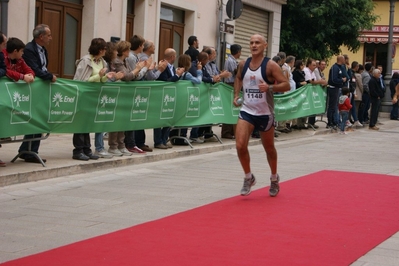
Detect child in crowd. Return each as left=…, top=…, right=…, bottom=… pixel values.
left=338, top=87, right=352, bottom=134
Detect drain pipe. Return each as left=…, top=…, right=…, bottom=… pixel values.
left=0, top=0, right=9, bottom=35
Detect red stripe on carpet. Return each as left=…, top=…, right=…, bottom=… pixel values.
left=3, top=170, right=399, bottom=265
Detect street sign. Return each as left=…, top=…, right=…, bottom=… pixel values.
left=219, top=22, right=234, bottom=34
left=226, top=0, right=243, bottom=20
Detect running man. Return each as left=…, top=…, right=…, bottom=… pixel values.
left=233, top=34, right=290, bottom=197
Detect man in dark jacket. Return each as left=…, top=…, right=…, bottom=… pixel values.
left=327, top=55, right=347, bottom=129
left=18, top=24, right=57, bottom=163
left=368, top=68, right=385, bottom=130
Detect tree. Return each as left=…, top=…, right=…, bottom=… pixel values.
left=280, top=0, right=378, bottom=60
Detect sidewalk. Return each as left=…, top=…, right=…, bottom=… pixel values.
left=1, top=115, right=399, bottom=264
left=0, top=116, right=386, bottom=187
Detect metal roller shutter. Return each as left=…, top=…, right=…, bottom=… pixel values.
left=234, top=5, right=269, bottom=59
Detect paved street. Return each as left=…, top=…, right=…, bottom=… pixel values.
left=1, top=119, right=399, bottom=265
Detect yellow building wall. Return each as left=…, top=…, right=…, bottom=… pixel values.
left=327, top=1, right=399, bottom=80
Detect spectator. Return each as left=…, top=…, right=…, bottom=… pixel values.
left=112, top=40, right=146, bottom=154
left=327, top=55, right=346, bottom=130
left=102, top=41, right=133, bottom=157
left=338, top=87, right=352, bottom=134
left=348, top=61, right=363, bottom=127
left=277, top=51, right=286, bottom=67
left=272, top=55, right=281, bottom=65
left=389, top=72, right=399, bottom=120
left=204, top=47, right=231, bottom=80
left=73, top=38, right=113, bottom=160
left=184, top=35, right=199, bottom=62
left=358, top=63, right=373, bottom=124
left=178, top=54, right=202, bottom=83
left=168, top=54, right=204, bottom=145
left=275, top=53, right=291, bottom=133
left=292, top=59, right=307, bottom=129
left=125, top=35, right=150, bottom=81
left=3, top=37, right=35, bottom=83
left=284, top=55, right=296, bottom=92
left=136, top=40, right=168, bottom=152
left=193, top=51, right=220, bottom=142
left=368, top=68, right=385, bottom=130
left=19, top=24, right=57, bottom=163
left=354, top=64, right=364, bottom=117
left=123, top=35, right=150, bottom=154
left=155, top=48, right=184, bottom=149
left=222, top=44, right=241, bottom=139
left=303, top=58, right=327, bottom=129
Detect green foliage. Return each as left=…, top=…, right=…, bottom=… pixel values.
left=280, top=0, right=378, bottom=60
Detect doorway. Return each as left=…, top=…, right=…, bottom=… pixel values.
left=158, top=6, right=184, bottom=62
left=35, top=0, right=83, bottom=79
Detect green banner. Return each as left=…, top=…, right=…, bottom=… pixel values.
left=0, top=77, right=325, bottom=138
left=274, top=84, right=327, bottom=121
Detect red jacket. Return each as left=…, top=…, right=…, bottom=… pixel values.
left=338, top=95, right=352, bottom=112
left=2, top=49, right=35, bottom=81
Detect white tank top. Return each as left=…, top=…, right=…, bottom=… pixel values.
left=241, top=64, right=272, bottom=115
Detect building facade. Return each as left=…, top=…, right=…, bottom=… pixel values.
left=336, top=1, right=399, bottom=76
left=0, top=0, right=286, bottom=79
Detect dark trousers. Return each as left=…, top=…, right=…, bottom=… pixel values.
left=73, top=133, right=92, bottom=155
left=358, top=93, right=370, bottom=123
left=369, top=97, right=381, bottom=127
left=18, top=134, right=41, bottom=159
left=198, top=126, right=213, bottom=138
left=124, top=130, right=136, bottom=149
left=391, top=102, right=399, bottom=119
left=327, top=87, right=339, bottom=126
left=307, top=116, right=316, bottom=125
left=134, top=129, right=146, bottom=147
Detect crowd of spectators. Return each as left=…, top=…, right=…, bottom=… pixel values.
left=1, top=25, right=396, bottom=166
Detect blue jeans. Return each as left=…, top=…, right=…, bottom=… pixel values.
left=95, top=133, right=104, bottom=151
left=340, top=111, right=349, bottom=132
left=153, top=127, right=170, bottom=145
left=350, top=93, right=358, bottom=122
left=327, top=87, right=340, bottom=126
left=369, top=97, right=381, bottom=127
left=358, top=93, right=370, bottom=123
left=391, top=102, right=399, bottom=119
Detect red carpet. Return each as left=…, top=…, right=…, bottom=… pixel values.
left=3, top=170, right=399, bottom=265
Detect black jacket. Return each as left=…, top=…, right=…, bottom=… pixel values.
left=22, top=39, right=53, bottom=80
left=157, top=65, right=179, bottom=82
left=368, top=76, right=385, bottom=98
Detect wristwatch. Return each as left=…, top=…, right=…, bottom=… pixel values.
left=269, top=85, right=274, bottom=92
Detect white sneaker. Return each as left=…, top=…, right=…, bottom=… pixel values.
left=119, top=148, right=132, bottom=156
left=95, top=149, right=114, bottom=158
left=108, top=148, right=123, bottom=156
left=346, top=121, right=352, bottom=127
left=354, top=121, right=363, bottom=127
left=190, top=137, right=204, bottom=143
